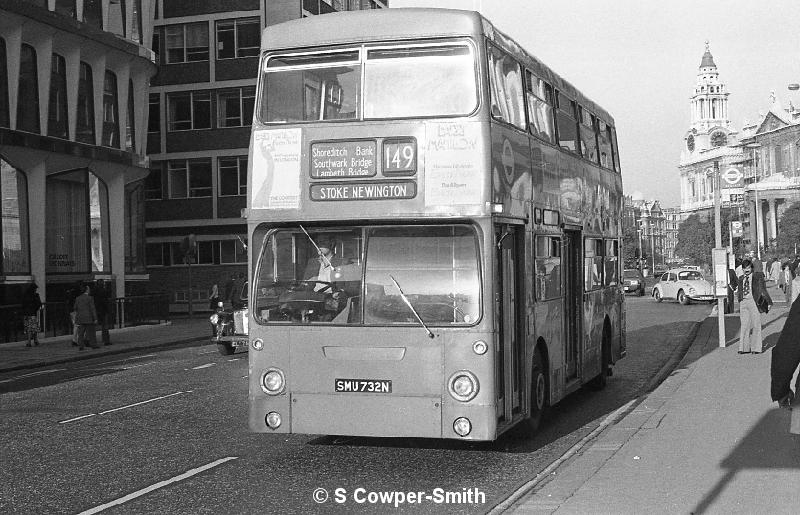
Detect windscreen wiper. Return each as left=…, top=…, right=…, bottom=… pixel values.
left=389, top=275, right=434, bottom=339
left=299, top=224, right=332, bottom=268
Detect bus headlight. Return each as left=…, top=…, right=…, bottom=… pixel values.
left=265, top=411, right=282, bottom=429
left=448, top=371, right=479, bottom=402
left=261, top=368, right=285, bottom=395
left=453, top=417, right=472, bottom=437
left=252, top=338, right=264, bottom=351
left=472, top=340, right=488, bottom=355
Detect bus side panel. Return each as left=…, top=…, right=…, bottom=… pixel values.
left=532, top=299, right=565, bottom=405
left=489, top=123, right=532, bottom=219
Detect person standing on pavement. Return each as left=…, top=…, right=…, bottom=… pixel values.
left=93, top=280, right=112, bottom=346
left=208, top=281, right=220, bottom=310
left=66, top=281, right=82, bottom=346
left=73, top=284, right=99, bottom=350
left=737, top=258, right=769, bottom=354
left=724, top=265, right=738, bottom=315
left=770, top=293, right=800, bottom=408
left=21, top=283, right=42, bottom=347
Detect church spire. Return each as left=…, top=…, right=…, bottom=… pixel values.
left=689, top=41, right=729, bottom=133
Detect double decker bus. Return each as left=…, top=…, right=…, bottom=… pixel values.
left=247, top=8, right=625, bottom=441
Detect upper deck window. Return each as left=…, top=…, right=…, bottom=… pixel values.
left=261, top=50, right=360, bottom=123
left=258, top=41, right=478, bottom=123
left=363, top=44, right=477, bottom=119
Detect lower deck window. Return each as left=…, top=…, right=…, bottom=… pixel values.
left=253, top=224, right=481, bottom=326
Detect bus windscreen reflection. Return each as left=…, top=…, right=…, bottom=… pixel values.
left=254, top=225, right=480, bottom=326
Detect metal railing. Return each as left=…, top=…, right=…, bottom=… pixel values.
left=0, top=293, right=171, bottom=344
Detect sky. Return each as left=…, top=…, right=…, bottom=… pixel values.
left=391, top=0, right=800, bottom=207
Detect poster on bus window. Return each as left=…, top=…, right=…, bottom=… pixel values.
left=424, top=122, right=482, bottom=205
left=251, top=128, right=302, bottom=209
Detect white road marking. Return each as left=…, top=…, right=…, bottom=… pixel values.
left=227, top=358, right=240, bottom=362
left=121, top=362, right=156, bottom=370
left=77, top=457, right=238, bottom=514
left=58, top=391, right=191, bottom=424
left=0, top=369, right=66, bottom=383
left=98, top=354, right=157, bottom=365
left=198, top=349, right=218, bottom=355
left=191, top=363, right=216, bottom=370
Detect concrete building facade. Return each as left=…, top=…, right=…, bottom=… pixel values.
left=0, top=0, right=156, bottom=305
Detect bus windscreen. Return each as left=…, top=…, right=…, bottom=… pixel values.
left=253, top=225, right=481, bottom=326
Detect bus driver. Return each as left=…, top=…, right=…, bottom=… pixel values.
left=303, top=236, right=344, bottom=290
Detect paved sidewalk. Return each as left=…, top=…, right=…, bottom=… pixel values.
left=0, top=317, right=211, bottom=373
left=506, top=298, right=799, bottom=514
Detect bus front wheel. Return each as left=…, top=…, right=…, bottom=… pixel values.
left=524, top=347, right=549, bottom=433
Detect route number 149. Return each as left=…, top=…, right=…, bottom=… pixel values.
left=383, top=139, right=416, bottom=175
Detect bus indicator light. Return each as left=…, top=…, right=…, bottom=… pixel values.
left=252, top=338, right=264, bottom=351
left=453, top=417, right=472, bottom=437
left=472, top=340, right=488, bottom=355
left=261, top=369, right=286, bottom=395
left=265, top=411, right=282, bottom=429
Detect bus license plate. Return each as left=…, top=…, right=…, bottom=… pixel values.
left=335, top=378, right=392, bottom=393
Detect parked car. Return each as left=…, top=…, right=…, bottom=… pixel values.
left=210, top=281, right=249, bottom=355
left=622, top=269, right=646, bottom=296
left=652, top=267, right=715, bottom=304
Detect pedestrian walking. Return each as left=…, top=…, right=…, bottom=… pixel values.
left=724, top=265, right=738, bottom=314
left=770, top=294, right=800, bottom=408
left=783, top=260, right=795, bottom=303
left=737, top=258, right=770, bottom=354
left=66, top=281, right=82, bottom=346
left=208, top=281, right=220, bottom=310
left=792, top=260, right=800, bottom=305
left=21, top=283, right=42, bottom=347
left=769, top=257, right=782, bottom=284
left=73, top=284, right=99, bottom=350
left=93, top=280, right=112, bottom=346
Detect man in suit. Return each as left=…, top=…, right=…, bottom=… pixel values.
left=737, top=258, right=768, bottom=354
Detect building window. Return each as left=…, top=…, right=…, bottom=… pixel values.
left=55, top=0, right=76, bottom=18
left=76, top=62, right=95, bottom=144
left=83, top=0, right=102, bottom=29
left=167, top=91, right=211, bottom=131
left=107, top=0, right=126, bottom=37
left=130, top=0, right=143, bottom=44
left=165, top=23, right=209, bottom=63
left=168, top=159, right=212, bottom=198
left=48, top=54, right=69, bottom=138
left=220, top=238, right=247, bottom=263
left=146, top=242, right=168, bottom=266
left=216, top=18, right=260, bottom=59
left=102, top=71, right=120, bottom=148
left=145, top=162, right=162, bottom=200
left=148, top=93, right=160, bottom=132
left=17, top=44, right=40, bottom=134
left=0, top=38, right=9, bottom=128
left=151, top=29, right=161, bottom=62
left=0, top=157, right=31, bottom=275
left=219, top=156, right=247, bottom=196
left=126, top=80, right=136, bottom=152
left=125, top=182, right=146, bottom=273
left=45, top=170, right=110, bottom=273
left=217, top=87, right=255, bottom=127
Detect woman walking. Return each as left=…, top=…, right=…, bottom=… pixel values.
left=21, top=283, right=42, bottom=347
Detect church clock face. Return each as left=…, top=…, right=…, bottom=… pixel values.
left=686, top=135, right=695, bottom=152
left=711, top=131, right=727, bottom=147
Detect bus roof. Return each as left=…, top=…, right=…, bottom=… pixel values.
left=261, top=8, right=614, bottom=125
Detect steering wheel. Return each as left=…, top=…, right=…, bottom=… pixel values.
left=290, top=280, right=335, bottom=294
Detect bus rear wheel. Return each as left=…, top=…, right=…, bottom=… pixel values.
left=587, top=326, right=611, bottom=390
left=523, top=347, right=549, bottom=433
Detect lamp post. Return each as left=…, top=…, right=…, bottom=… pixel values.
left=744, top=142, right=762, bottom=259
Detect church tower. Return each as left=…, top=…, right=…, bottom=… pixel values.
left=683, top=42, right=734, bottom=156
